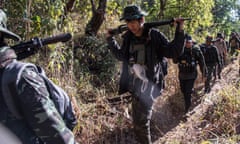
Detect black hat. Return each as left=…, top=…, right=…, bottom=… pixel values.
left=217, top=33, right=224, bottom=38
left=120, top=5, right=147, bottom=21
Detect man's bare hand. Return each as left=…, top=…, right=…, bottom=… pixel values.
left=173, top=17, right=185, bottom=31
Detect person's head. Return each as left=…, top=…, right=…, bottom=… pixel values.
left=185, top=34, right=193, bottom=48
left=230, top=32, right=237, bottom=38
left=216, top=32, right=224, bottom=39
left=0, top=9, right=21, bottom=43
left=120, top=5, right=147, bottom=36
left=206, top=36, right=213, bottom=45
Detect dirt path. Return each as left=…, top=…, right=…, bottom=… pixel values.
left=76, top=57, right=239, bottom=144
left=151, top=59, right=239, bottom=143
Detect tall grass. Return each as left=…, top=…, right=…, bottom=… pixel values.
left=200, top=83, right=240, bottom=143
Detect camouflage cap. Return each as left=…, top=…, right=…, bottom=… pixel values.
left=120, top=5, right=147, bottom=21
left=0, top=9, right=21, bottom=41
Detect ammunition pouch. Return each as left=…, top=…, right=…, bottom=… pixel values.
left=179, top=62, right=196, bottom=73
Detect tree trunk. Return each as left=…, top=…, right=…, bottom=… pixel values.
left=159, top=0, right=167, bottom=19
left=0, top=0, right=4, bottom=8
left=85, top=0, right=107, bottom=36
left=64, top=0, right=76, bottom=15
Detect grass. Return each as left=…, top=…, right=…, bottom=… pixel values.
left=200, top=83, right=240, bottom=143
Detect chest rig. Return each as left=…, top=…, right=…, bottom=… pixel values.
left=129, top=36, right=148, bottom=65
left=178, top=48, right=197, bottom=73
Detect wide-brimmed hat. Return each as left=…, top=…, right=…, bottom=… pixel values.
left=120, top=5, right=148, bottom=21
left=0, top=9, right=21, bottom=41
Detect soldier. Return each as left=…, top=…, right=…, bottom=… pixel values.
left=106, top=5, right=185, bottom=144
left=213, top=32, right=227, bottom=79
left=229, top=32, right=240, bottom=59
left=173, top=35, right=207, bottom=112
left=200, top=36, right=221, bottom=93
left=0, top=9, right=77, bottom=144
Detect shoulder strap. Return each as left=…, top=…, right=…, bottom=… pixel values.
left=39, top=73, right=68, bottom=116
left=2, top=61, right=38, bottom=119
left=32, top=65, right=71, bottom=118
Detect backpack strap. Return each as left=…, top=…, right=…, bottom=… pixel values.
left=39, top=73, right=68, bottom=116
left=2, top=61, right=38, bottom=119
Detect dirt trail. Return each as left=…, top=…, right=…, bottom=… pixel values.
left=151, top=59, right=240, bottom=143
left=76, top=58, right=239, bottom=144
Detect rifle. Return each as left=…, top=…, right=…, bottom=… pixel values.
left=109, top=18, right=192, bottom=35
left=11, top=33, right=72, bottom=60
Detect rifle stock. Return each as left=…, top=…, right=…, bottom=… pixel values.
left=109, top=18, right=191, bottom=35
left=11, top=33, right=72, bottom=60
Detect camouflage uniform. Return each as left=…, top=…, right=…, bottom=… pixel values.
left=0, top=9, right=76, bottom=144
left=229, top=32, right=240, bottom=57
left=213, top=33, right=227, bottom=79
left=1, top=63, right=75, bottom=144
left=107, top=5, right=185, bottom=144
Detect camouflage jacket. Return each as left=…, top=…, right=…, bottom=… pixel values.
left=0, top=47, right=76, bottom=144
left=213, top=39, right=227, bottom=56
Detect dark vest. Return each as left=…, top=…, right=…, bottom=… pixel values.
left=177, top=47, right=200, bottom=80
left=178, top=48, right=197, bottom=73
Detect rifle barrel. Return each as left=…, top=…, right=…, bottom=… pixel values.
left=11, top=33, right=72, bottom=60
left=109, top=18, right=191, bottom=35
left=144, top=19, right=174, bottom=28
left=42, top=33, right=72, bottom=45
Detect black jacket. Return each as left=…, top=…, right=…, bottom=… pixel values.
left=200, top=44, right=221, bottom=66
left=107, top=26, right=185, bottom=94
left=175, top=45, right=207, bottom=80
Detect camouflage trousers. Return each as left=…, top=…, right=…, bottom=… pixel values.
left=0, top=117, right=44, bottom=144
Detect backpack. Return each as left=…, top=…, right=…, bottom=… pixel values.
left=1, top=61, right=77, bottom=130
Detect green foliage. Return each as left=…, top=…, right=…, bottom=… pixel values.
left=5, top=0, right=67, bottom=38
left=161, top=0, right=214, bottom=42
left=73, top=36, right=118, bottom=91
left=211, top=0, right=240, bottom=36
left=141, top=0, right=160, bottom=21
left=106, top=1, right=122, bottom=17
